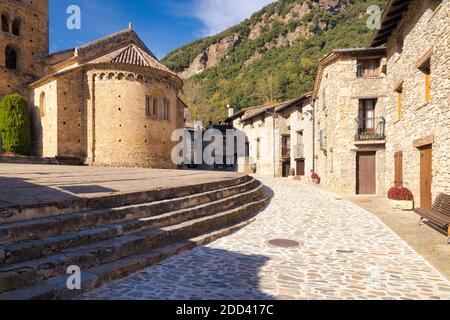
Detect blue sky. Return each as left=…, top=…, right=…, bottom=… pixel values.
left=49, top=0, right=275, bottom=59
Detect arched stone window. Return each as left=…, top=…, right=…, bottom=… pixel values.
left=39, top=92, right=46, bottom=117
left=12, top=18, right=20, bottom=36
left=5, top=46, right=17, bottom=70
left=1, top=13, right=9, bottom=33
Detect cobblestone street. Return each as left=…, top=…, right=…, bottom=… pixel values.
left=83, top=178, right=450, bottom=300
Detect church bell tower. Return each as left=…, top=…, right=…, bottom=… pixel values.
left=0, top=0, right=49, bottom=98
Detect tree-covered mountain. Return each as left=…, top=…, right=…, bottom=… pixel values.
left=162, top=0, right=386, bottom=123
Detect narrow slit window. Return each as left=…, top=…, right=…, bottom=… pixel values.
left=152, top=97, right=158, bottom=118
left=163, top=98, right=170, bottom=120
left=145, top=95, right=152, bottom=117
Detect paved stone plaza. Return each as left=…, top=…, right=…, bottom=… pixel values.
left=83, top=178, right=450, bottom=300
left=0, top=164, right=244, bottom=207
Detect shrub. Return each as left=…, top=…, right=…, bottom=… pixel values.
left=388, top=186, right=414, bottom=201
left=0, top=94, right=31, bottom=155
left=311, top=173, right=321, bottom=180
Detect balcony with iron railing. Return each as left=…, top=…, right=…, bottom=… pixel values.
left=355, top=117, right=386, bottom=142
left=293, top=144, right=304, bottom=159
left=281, top=145, right=291, bottom=159
left=320, top=130, right=327, bottom=151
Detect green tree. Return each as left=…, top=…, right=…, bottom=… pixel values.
left=0, top=94, right=31, bottom=155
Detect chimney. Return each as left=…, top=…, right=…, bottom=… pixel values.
left=227, top=104, right=234, bottom=118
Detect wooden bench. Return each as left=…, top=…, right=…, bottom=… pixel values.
left=415, top=193, right=450, bottom=245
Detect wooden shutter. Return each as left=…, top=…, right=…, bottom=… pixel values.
left=425, top=70, right=431, bottom=103
left=394, top=152, right=403, bottom=187
left=397, top=88, right=403, bottom=119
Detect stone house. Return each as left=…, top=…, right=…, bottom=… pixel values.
left=224, top=93, right=313, bottom=178
left=313, top=47, right=388, bottom=195
left=369, top=0, right=450, bottom=207
left=0, top=0, right=186, bottom=169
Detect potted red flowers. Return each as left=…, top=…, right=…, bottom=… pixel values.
left=2, top=152, right=16, bottom=157
left=388, top=186, right=414, bottom=210
left=311, top=173, right=321, bottom=184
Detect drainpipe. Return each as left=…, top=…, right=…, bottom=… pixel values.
left=273, top=110, right=276, bottom=178
left=304, top=107, right=315, bottom=174
left=267, top=109, right=277, bottom=178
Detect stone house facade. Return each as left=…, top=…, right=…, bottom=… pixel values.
left=370, top=0, right=450, bottom=207
left=313, top=48, right=388, bottom=195
left=0, top=0, right=186, bottom=169
left=224, top=94, right=313, bottom=178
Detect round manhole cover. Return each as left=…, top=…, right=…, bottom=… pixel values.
left=268, top=239, right=300, bottom=248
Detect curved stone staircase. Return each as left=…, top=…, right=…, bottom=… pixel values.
left=0, top=175, right=267, bottom=300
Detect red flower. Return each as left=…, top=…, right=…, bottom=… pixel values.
left=388, top=186, right=414, bottom=201
left=311, top=173, right=321, bottom=180
left=3, top=152, right=16, bottom=157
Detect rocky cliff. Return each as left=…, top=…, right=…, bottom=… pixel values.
left=162, top=0, right=387, bottom=123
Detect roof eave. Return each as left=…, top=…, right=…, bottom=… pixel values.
left=368, top=0, right=413, bottom=48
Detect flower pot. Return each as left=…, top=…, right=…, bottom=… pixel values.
left=313, top=179, right=320, bottom=185
left=389, top=199, right=414, bottom=211
left=3, top=152, right=16, bottom=157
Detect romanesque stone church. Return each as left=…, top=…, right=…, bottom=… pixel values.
left=0, top=0, right=186, bottom=168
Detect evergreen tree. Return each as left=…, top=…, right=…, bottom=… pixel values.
left=0, top=94, right=32, bottom=155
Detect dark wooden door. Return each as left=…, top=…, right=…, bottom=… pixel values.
left=420, top=146, right=433, bottom=208
left=296, top=160, right=305, bottom=176
left=394, top=152, right=403, bottom=187
left=357, top=152, right=376, bottom=194
left=282, top=161, right=291, bottom=177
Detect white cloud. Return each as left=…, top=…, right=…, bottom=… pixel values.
left=192, top=0, right=275, bottom=35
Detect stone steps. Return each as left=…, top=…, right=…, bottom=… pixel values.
left=0, top=183, right=263, bottom=266
left=0, top=178, right=258, bottom=245
left=0, top=198, right=267, bottom=296
left=0, top=175, right=267, bottom=299
left=0, top=219, right=255, bottom=300
left=0, top=175, right=250, bottom=223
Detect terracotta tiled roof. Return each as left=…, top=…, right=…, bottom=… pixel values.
left=90, top=44, right=178, bottom=77
left=240, top=104, right=276, bottom=122
left=239, top=93, right=311, bottom=122
left=112, top=45, right=151, bottom=66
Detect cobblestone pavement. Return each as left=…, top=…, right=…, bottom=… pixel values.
left=82, top=178, right=450, bottom=300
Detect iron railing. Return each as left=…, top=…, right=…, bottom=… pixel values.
left=293, top=144, right=304, bottom=159
left=320, top=130, right=327, bottom=150
left=281, top=145, right=291, bottom=158
left=355, top=117, right=386, bottom=141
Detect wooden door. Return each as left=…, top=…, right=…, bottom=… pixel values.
left=282, top=161, right=291, bottom=177
left=420, top=146, right=433, bottom=208
left=394, top=152, right=403, bottom=187
left=357, top=152, right=376, bottom=194
left=296, top=159, right=305, bottom=176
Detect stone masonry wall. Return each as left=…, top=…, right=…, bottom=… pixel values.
left=0, top=0, right=48, bottom=97
left=86, top=65, right=180, bottom=169
left=385, top=0, right=450, bottom=205
left=315, top=55, right=387, bottom=195
left=288, top=103, right=314, bottom=177
left=235, top=112, right=288, bottom=177
left=31, top=79, right=58, bottom=157
left=56, top=69, right=84, bottom=158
